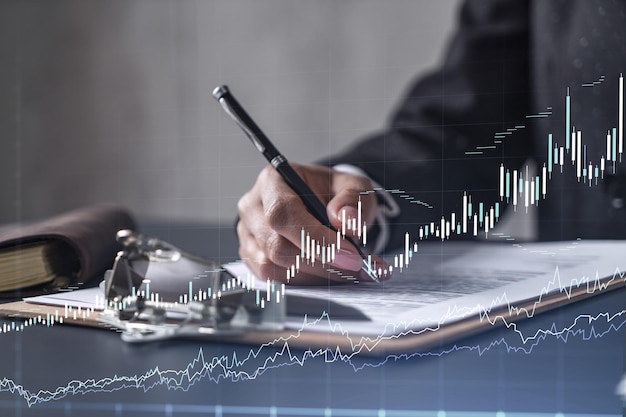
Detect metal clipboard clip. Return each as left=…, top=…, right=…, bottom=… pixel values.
left=98, top=230, right=285, bottom=343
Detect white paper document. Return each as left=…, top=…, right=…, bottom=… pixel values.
left=225, top=240, right=626, bottom=336
left=25, top=286, right=104, bottom=310
left=25, top=240, right=626, bottom=338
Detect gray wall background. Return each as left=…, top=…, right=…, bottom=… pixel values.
left=0, top=0, right=460, bottom=225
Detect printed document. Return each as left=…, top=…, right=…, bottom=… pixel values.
left=26, top=240, right=626, bottom=338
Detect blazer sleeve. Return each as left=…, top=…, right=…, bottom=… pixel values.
left=324, top=0, right=533, bottom=251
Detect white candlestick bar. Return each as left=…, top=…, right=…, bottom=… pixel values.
left=405, top=232, right=410, bottom=265
left=566, top=88, right=571, bottom=150
left=576, top=130, right=582, bottom=180
left=513, top=170, right=518, bottom=208
left=601, top=157, right=605, bottom=178
left=499, top=163, right=505, bottom=199
left=462, top=193, right=468, bottom=233
left=617, top=74, right=624, bottom=161
left=306, top=234, right=311, bottom=260
left=613, top=128, right=618, bottom=163
left=542, top=165, right=547, bottom=197
left=357, top=199, right=362, bottom=238
left=572, top=126, right=577, bottom=164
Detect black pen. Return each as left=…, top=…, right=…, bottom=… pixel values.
left=212, top=85, right=379, bottom=282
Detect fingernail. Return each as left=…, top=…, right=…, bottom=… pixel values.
left=360, top=268, right=379, bottom=282
left=339, top=206, right=359, bottom=221
left=331, top=249, right=363, bottom=271
left=362, top=267, right=392, bottom=282
left=360, top=255, right=391, bottom=282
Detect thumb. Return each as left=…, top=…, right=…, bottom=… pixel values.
left=325, top=172, right=377, bottom=233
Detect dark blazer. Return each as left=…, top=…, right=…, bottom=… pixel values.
left=326, top=0, right=626, bottom=251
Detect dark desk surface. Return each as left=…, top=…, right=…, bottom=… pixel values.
left=0, top=222, right=624, bottom=417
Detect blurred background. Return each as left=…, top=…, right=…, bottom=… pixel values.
left=0, top=0, right=459, bottom=225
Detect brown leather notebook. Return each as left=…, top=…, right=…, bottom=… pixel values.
left=0, top=204, right=135, bottom=297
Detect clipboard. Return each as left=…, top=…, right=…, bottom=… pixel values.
left=1, top=233, right=625, bottom=356
left=0, top=260, right=624, bottom=356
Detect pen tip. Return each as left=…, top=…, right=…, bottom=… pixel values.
left=361, top=262, right=380, bottom=283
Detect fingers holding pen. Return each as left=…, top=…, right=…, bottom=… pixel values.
left=323, top=170, right=393, bottom=281
left=237, top=165, right=384, bottom=283
left=325, top=172, right=378, bottom=237
left=217, top=87, right=390, bottom=283
left=237, top=210, right=368, bottom=285
left=260, top=166, right=375, bottom=277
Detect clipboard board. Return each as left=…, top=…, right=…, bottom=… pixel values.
left=1, top=259, right=624, bottom=356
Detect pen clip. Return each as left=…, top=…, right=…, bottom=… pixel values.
left=213, top=86, right=266, bottom=154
